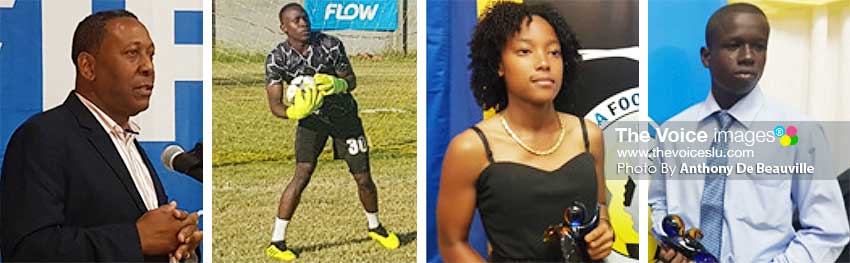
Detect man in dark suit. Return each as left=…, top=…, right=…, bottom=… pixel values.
left=0, top=10, right=201, bottom=261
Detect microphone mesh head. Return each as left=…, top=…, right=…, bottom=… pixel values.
left=161, top=145, right=184, bottom=170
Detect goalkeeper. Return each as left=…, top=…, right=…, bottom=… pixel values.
left=262, top=3, right=399, bottom=261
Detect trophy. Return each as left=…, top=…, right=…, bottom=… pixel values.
left=543, top=201, right=599, bottom=262
left=657, top=214, right=719, bottom=263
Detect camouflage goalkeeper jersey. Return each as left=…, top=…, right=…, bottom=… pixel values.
left=265, top=32, right=357, bottom=117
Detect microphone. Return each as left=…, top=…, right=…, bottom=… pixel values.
left=161, top=144, right=202, bottom=182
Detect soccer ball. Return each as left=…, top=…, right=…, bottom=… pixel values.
left=285, top=75, right=315, bottom=105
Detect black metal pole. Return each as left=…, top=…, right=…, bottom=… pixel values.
left=402, top=0, right=408, bottom=55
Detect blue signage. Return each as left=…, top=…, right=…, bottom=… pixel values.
left=306, top=0, right=398, bottom=31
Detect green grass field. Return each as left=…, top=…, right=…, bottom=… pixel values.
left=212, top=49, right=416, bottom=262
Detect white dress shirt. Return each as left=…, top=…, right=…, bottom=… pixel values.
left=76, top=93, right=159, bottom=211
left=649, top=87, right=850, bottom=262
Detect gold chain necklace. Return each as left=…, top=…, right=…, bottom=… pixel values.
left=500, top=114, right=565, bottom=156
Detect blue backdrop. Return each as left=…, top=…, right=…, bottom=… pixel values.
left=648, top=0, right=725, bottom=124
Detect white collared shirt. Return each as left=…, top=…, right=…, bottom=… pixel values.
left=649, top=87, right=850, bottom=262
left=76, top=93, right=159, bottom=211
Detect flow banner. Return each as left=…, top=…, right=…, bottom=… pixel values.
left=305, top=0, right=398, bottom=31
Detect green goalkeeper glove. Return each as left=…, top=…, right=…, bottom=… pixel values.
left=314, top=73, right=349, bottom=96
left=285, top=85, right=323, bottom=120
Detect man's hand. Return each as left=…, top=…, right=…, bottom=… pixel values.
left=136, top=202, right=194, bottom=255
left=285, top=85, right=323, bottom=120
left=658, top=246, right=692, bottom=263
left=171, top=212, right=202, bottom=261
left=584, top=218, right=614, bottom=260
left=314, top=73, right=348, bottom=96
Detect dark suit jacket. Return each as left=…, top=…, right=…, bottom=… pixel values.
left=0, top=92, right=168, bottom=261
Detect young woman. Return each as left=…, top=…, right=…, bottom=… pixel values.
left=436, top=2, right=613, bottom=262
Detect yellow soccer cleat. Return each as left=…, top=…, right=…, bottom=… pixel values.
left=368, top=224, right=400, bottom=250
left=265, top=241, right=298, bottom=261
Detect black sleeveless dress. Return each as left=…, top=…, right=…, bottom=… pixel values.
left=471, top=118, right=598, bottom=262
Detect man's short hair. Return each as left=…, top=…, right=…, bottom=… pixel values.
left=71, top=9, right=138, bottom=67
left=705, top=3, right=768, bottom=48
left=279, top=2, right=306, bottom=23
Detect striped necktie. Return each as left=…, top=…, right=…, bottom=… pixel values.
left=699, top=110, right=734, bottom=257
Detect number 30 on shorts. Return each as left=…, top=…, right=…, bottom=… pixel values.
left=346, top=136, right=368, bottom=155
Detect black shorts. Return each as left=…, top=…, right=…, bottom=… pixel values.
left=294, top=109, right=370, bottom=174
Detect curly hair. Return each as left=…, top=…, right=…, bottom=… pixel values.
left=469, top=2, right=582, bottom=112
